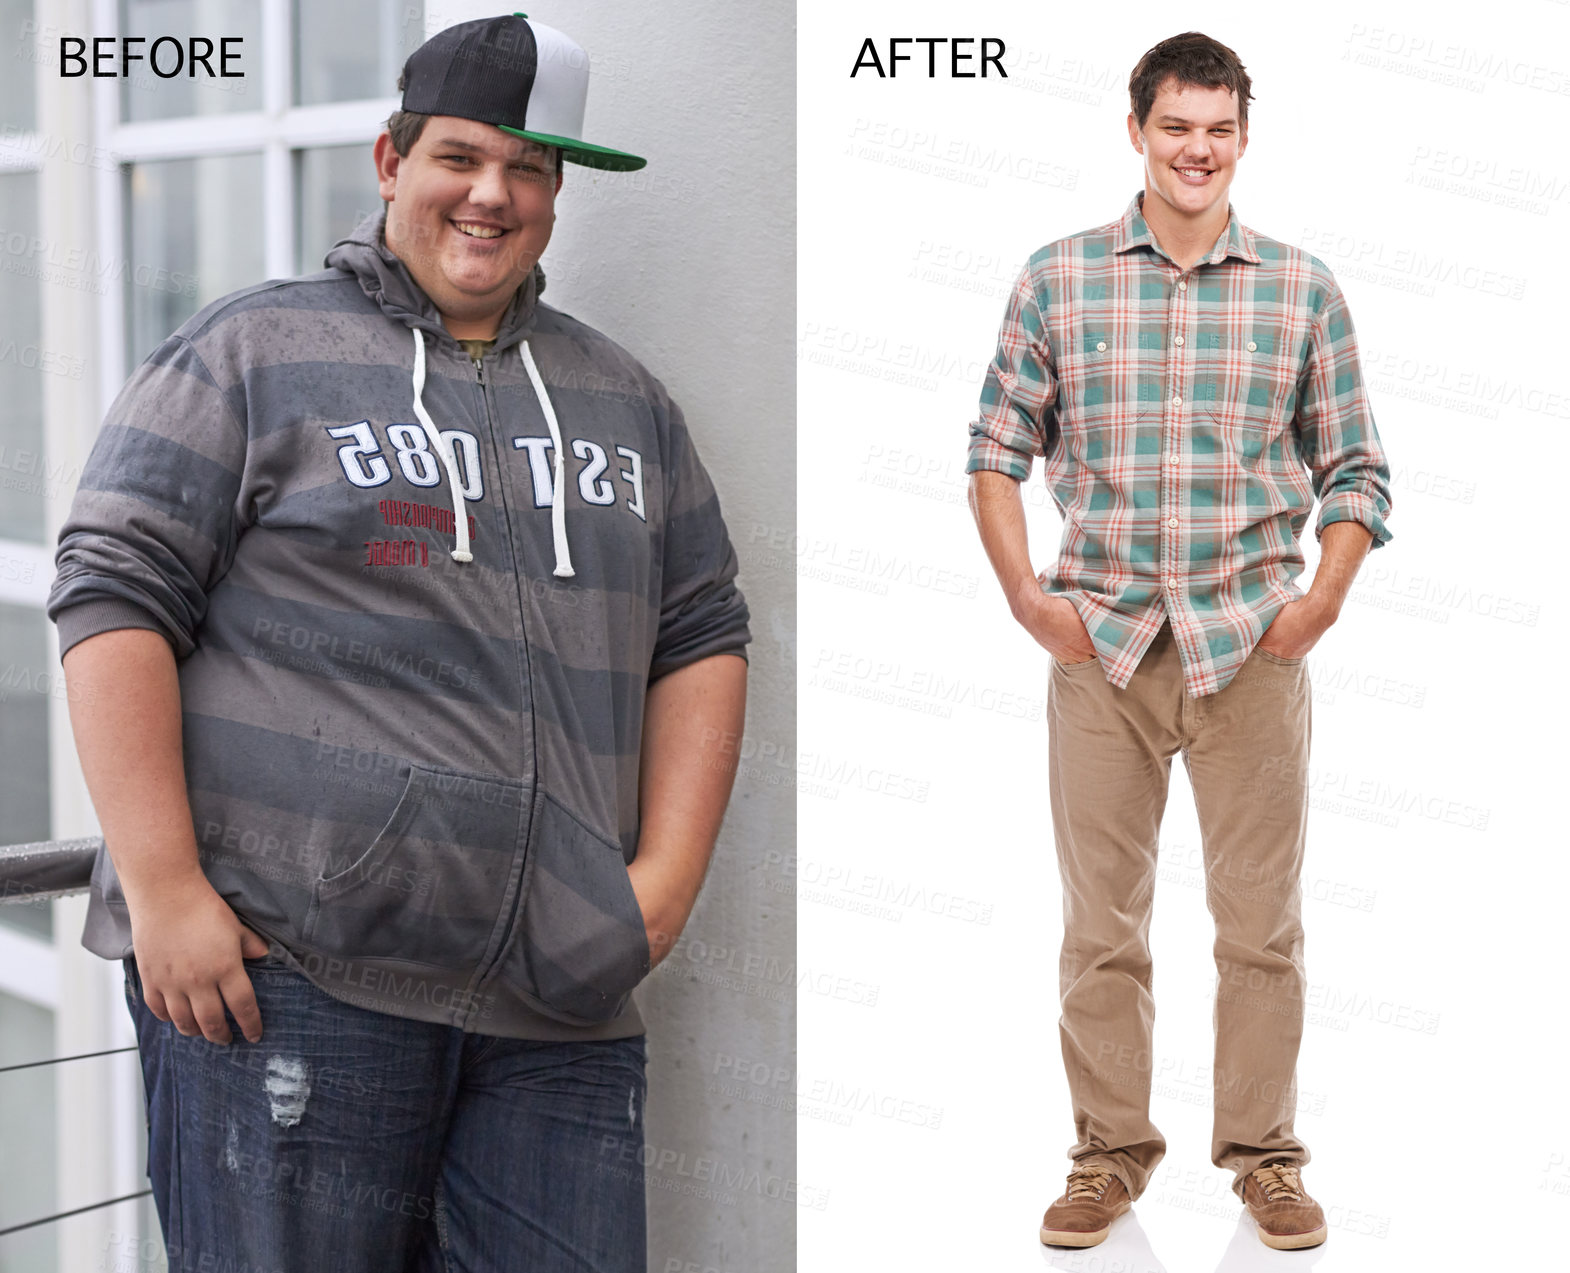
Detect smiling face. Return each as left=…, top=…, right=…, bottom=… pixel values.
left=374, top=115, right=563, bottom=339
left=1128, top=76, right=1246, bottom=225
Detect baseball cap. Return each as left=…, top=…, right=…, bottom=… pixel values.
left=399, top=11, right=646, bottom=172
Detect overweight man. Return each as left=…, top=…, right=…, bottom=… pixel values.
left=49, top=14, right=749, bottom=1271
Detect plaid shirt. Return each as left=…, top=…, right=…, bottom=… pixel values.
left=967, top=190, right=1393, bottom=697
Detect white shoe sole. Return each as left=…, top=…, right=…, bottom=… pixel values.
left=1039, top=1222, right=1111, bottom=1247
left=1257, top=1222, right=1328, bottom=1250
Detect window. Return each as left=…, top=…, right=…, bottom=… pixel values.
left=124, top=154, right=264, bottom=366
left=119, top=0, right=261, bottom=123
left=0, top=602, right=51, bottom=939
left=0, top=174, right=45, bottom=546
left=0, top=991, right=57, bottom=1271
left=295, top=142, right=379, bottom=274
left=1, top=0, right=36, bottom=132
left=112, top=0, right=419, bottom=365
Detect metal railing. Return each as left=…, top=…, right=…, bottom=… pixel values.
left=0, top=836, right=99, bottom=905
left=0, top=836, right=152, bottom=1240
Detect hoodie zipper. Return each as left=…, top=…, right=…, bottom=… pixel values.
left=462, top=343, right=542, bottom=1025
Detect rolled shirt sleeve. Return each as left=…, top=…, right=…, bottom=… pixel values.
left=1295, top=279, right=1394, bottom=550
left=965, top=258, right=1058, bottom=481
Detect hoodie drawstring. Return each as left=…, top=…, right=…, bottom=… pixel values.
left=410, top=328, right=474, bottom=563
left=519, top=339, right=575, bottom=578
left=406, top=327, right=576, bottom=578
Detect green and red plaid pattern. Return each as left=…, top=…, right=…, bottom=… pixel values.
left=967, top=190, right=1393, bottom=697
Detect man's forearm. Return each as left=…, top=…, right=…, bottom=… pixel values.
left=1305, top=521, right=1374, bottom=618
left=60, top=627, right=205, bottom=908
left=630, top=652, right=748, bottom=965
left=967, top=469, right=1038, bottom=614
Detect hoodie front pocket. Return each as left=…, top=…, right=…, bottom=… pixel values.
left=303, top=761, right=527, bottom=969
left=513, top=790, right=650, bottom=1027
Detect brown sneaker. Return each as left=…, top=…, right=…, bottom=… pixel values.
left=1241, top=1162, right=1328, bottom=1250
left=1039, top=1165, right=1131, bottom=1247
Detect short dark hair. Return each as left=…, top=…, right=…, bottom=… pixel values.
left=384, top=106, right=431, bottom=157
left=1128, top=32, right=1254, bottom=132
left=384, top=71, right=563, bottom=172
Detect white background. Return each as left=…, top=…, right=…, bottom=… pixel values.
left=798, top=1, right=1568, bottom=1269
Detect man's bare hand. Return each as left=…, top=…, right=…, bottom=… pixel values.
left=128, top=873, right=272, bottom=1045
left=967, top=472, right=1097, bottom=664
left=1255, top=596, right=1334, bottom=660
left=626, top=857, right=676, bottom=971
left=1014, top=590, right=1098, bottom=664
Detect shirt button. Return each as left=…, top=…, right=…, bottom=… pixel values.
left=1247, top=340, right=1257, bottom=352
left=1167, top=453, right=1180, bottom=465
left=1165, top=577, right=1178, bottom=589
left=1178, top=281, right=1188, bottom=291
left=1167, top=517, right=1179, bottom=528
left=1171, top=395, right=1182, bottom=406
left=1096, top=341, right=1107, bottom=352
left=1173, top=335, right=1184, bottom=347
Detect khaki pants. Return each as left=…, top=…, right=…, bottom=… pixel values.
left=1047, top=617, right=1312, bottom=1203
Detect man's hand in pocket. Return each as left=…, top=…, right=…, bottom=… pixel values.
left=127, top=872, right=271, bottom=1045
left=1013, top=590, right=1097, bottom=663
left=1256, top=597, right=1334, bottom=659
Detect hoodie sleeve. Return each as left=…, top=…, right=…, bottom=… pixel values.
left=47, top=334, right=246, bottom=660
left=648, top=396, right=750, bottom=683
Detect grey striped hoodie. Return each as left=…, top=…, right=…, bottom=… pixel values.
left=47, top=210, right=750, bottom=1040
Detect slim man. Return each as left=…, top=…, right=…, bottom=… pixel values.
left=966, top=30, right=1392, bottom=1253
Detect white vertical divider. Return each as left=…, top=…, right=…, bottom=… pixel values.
left=262, top=0, right=292, bottom=278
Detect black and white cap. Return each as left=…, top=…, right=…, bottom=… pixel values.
left=399, top=11, right=646, bottom=171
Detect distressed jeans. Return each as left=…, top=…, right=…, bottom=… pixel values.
left=123, top=951, right=648, bottom=1273
left=1048, top=616, right=1313, bottom=1204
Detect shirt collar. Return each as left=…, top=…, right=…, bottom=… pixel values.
left=1112, top=189, right=1261, bottom=266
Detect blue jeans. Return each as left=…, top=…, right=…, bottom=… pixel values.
left=123, top=951, right=647, bottom=1273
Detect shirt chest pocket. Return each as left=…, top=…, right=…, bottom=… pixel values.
left=1195, top=331, right=1299, bottom=432
left=1055, top=326, right=1162, bottom=426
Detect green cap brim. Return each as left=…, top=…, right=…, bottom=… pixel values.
left=495, top=124, right=646, bottom=172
